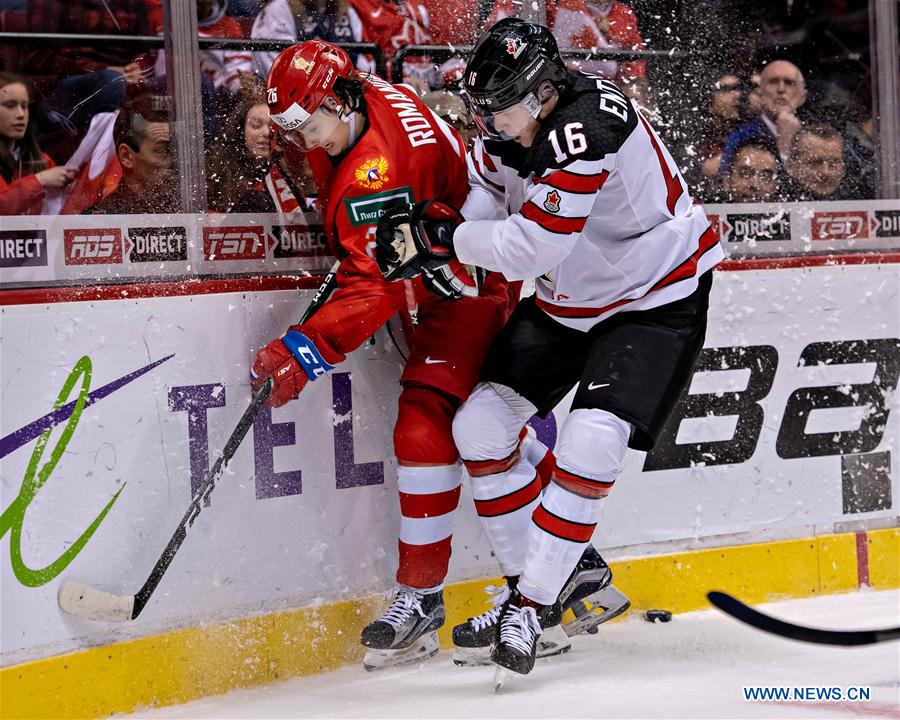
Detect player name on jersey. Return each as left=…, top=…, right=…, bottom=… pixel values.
left=367, top=75, right=437, bottom=148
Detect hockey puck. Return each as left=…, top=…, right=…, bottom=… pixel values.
left=643, top=609, right=673, bottom=623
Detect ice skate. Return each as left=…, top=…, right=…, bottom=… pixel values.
left=361, top=585, right=444, bottom=671
left=559, top=546, right=631, bottom=636
left=452, top=545, right=623, bottom=664
left=452, top=582, right=571, bottom=666
left=490, top=588, right=560, bottom=676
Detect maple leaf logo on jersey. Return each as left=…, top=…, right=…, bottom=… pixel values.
left=505, top=37, right=526, bottom=58
left=355, top=157, right=390, bottom=190
left=543, top=190, right=561, bottom=213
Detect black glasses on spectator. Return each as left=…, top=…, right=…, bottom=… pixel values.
left=734, top=167, right=777, bottom=181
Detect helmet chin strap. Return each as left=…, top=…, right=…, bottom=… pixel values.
left=345, top=110, right=361, bottom=150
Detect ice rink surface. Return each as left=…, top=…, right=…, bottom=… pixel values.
left=138, top=589, right=899, bottom=719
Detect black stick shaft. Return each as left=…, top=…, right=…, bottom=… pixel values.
left=707, top=591, right=900, bottom=646
left=299, top=261, right=339, bottom=325
left=129, top=267, right=336, bottom=619
left=131, top=377, right=273, bottom=618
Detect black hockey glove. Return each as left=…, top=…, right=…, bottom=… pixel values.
left=374, top=200, right=463, bottom=281
left=421, top=261, right=485, bottom=300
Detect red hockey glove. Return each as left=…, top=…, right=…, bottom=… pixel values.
left=251, top=329, right=337, bottom=408
left=375, top=200, right=463, bottom=281
left=251, top=339, right=309, bottom=408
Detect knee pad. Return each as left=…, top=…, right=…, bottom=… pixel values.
left=452, top=382, right=535, bottom=473
left=394, top=384, right=459, bottom=465
left=554, top=409, right=630, bottom=498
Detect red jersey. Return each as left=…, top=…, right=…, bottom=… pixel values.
left=296, top=74, right=505, bottom=390
left=308, top=76, right=468, bottom=282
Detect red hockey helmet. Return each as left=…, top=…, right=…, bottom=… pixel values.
left=266, top=41, right=356, bottom=150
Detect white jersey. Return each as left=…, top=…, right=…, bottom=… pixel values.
left=455, top=73, right=724, bottom=332
left=251, top=0, right=369, bottom=77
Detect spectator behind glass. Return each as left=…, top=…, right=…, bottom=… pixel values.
left=810, top=83, right=875, bottom=200
left=699, top=75, right=743, bottom=174
left=407, top=0, right=477, bottom=46
left=0, top=73, right=76, bottom=215
left=509, top=0, right=649, bottom=104
left=784, top=124, right=851, bottom=202
left=147, top=0, right=254, bottom=144
left=206, top=90, right=272, bottom=212
left=685, top=73, right=745, bottom=202
left=83, top=99, right=178, bottom=214
left=723, top=140, right=782, bottom=204
left=251, top=0, right=365, bottom=77
left=720, top=60, right=807, bottom=173
left=421, top=90, right=477, bottom=149
left=23, top=0, right=150, bottom=158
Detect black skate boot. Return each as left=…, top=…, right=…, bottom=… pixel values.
left=491, top=589, right=562, bottom=688
left=360, top=585, right=444, bottom=671
left=452, top=578, right=570, bottom=666
left=559, top=545, right=631, bottom=636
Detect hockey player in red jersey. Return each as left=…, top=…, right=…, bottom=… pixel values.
left=376, top=18, right=723, bottom=683
left=250, top=40, right=535, bottom=670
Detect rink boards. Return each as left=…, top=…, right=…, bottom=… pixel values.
left=1, top=253, right=899, bottom=717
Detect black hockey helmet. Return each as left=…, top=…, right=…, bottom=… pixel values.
left=462, top=18, right=567, bottom=138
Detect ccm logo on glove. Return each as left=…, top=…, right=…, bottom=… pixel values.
left=251, top=330, right=336, bottom=407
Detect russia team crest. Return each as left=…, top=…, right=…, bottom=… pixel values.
left=355, top=157, right=390, bottom=190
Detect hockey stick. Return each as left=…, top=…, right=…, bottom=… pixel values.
left=707, top=591, right=900, bottom=646
left=58, top=266, right=337, bottom=621
left=300, top=260, right=339, bottom=324
left=58, top=377, right=273, bottom=622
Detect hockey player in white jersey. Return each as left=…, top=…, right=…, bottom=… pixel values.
left=375, top=17, right=723, bottom=680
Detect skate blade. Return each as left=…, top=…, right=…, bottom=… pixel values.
left=453, top=626, right=571, bottom=667
left=452, top=646, right=492, bottom=667
left=493, top=665, right=513, bottom=693
left=537, top=623, right=572, bottom=657
left=562, top=585, right=631, bottom=637
left=362, top=631, right=439, bottom=671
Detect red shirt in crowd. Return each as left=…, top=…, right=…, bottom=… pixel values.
left=0, top=153, right=55, bottom=215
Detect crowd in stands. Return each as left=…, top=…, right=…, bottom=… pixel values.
left=682, top=58, right=874, bottom=203
left=0, top=0, right=879, bottom=215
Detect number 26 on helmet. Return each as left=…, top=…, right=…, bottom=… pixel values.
left=266, top=40, right=356, bottom=151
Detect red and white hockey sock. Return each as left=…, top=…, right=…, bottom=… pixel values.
left=517, top=479, right=606, bottom=605
left=520, top=425, right=555, bottom=490
left=465, top=449, right=542, bottom=578
left=396, top=464, right=461, bottom=589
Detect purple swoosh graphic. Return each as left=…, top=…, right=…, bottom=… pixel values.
left=0, top=354, right=175, bottom=460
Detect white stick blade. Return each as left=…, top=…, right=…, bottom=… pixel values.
left=58, top=580, right=135, bottom=622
